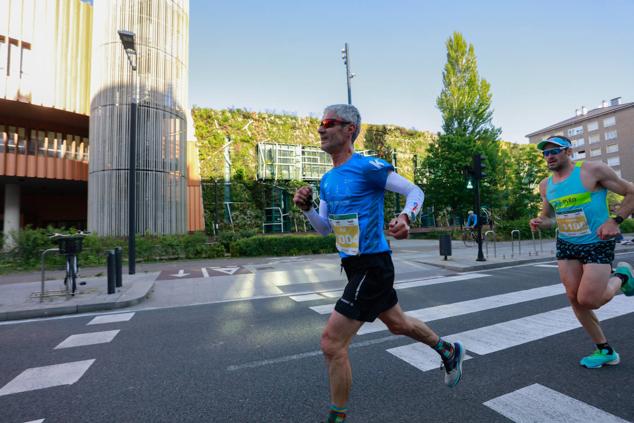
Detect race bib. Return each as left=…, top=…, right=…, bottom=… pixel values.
left=329, top=213, right=360, bottom=255
left=556, top=209, right=590, bottom=237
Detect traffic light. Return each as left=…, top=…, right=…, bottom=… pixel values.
left=473, top=154, right=486, bottom=180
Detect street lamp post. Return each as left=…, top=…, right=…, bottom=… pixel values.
left=118, top=30, right=137, bottom=275
left=340, top=43, right=355, bottom=105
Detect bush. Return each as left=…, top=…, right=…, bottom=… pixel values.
left=620, top=218, right=634, bottom=234
left=494, top=218, right=556, bottom=241
left=230, top=234, right=337, bottom=257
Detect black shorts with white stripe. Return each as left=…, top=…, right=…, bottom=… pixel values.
left=336, top=252, right=398, bottom=322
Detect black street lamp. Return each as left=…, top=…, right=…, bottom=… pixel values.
left=118, top=30, right=137, bottom=275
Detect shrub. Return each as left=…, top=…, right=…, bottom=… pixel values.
left=620, top=218, right=634, bottom=234
left=230, top=234, right=337, bottom=257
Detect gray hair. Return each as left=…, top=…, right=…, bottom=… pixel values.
left=323, top=104, right=361, bottom=142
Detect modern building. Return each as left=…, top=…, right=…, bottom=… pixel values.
left=527, top=97, right=634, bottom=182
left=1, top=0, right=203, bottom=246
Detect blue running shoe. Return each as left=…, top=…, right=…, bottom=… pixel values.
left=579, top=349, right=620, bottom=368
left=443, top=341, right=465, bottom=387
left=614, top=262, right=634, bottom=296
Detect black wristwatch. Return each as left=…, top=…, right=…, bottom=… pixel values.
left=612, top=215, right=624, bottom=225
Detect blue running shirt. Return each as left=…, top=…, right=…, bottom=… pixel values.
left=320, top=153, right=394, bottom=258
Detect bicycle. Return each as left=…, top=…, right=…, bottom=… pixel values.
left=49, top=231, right=89, bottom=296
left=462, top=227, right=478, bottom=247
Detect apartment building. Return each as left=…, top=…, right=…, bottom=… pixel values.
left=526, top=97, right=634, bottom=182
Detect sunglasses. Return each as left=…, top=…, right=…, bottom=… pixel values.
left=542, top=147, right=568, bottom=157
left=320, top=119, right=351, bottom=128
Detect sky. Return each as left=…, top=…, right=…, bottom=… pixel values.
left=188, top=0, right=634, bottom=143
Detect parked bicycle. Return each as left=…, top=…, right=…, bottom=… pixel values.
left=49, top=231, right=89, bottom=296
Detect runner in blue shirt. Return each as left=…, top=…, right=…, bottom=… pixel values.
left=294, top=104, right=464, bottom=423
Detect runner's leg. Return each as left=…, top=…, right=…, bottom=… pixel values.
left=378, top=303, right=439, bottom=346
left=577, top=263, right=621, bottom=309
left=321, top=310, right=364, bottom=408
left=558, top=260, right=607, bottom=344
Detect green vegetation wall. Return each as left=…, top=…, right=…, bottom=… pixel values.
left=192, top=108, right=436, bottom=182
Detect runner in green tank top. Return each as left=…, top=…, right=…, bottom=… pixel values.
left=530, top=136, right=634, bottom=368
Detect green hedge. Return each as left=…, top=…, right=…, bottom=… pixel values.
left=230, top=234, right=337, bottom=257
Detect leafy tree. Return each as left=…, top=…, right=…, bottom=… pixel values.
left=420, top=32, right=501, bottom=222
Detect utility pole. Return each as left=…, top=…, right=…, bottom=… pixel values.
left=341, top=43, right=355, bottom=104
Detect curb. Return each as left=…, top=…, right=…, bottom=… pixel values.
left=0, top=280, right=154, bottom=322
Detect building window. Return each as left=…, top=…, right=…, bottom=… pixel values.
left=614, top=169, right=622, bottom=177
left=590, top=147, right=601, bottom=157
left=577, top=138, right=584, bottom=146
left=606, top=144, right=619, bottom=154
left=573, top=150, right=586, bottom=160
left=607, top=157, right=620, bottom=167
left=603, top=116, right=616, bottom=127
left=567, top=126, right=583, bottom=136
left=605, top=130, right=618, bottom=141
left=587, top=121, right=598, bottom=131
left=589, top=134, right=600, bottom=144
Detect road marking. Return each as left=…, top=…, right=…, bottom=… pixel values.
left=87, top=312, right=135, bottom=325
left=387, top=342, right=473, bottom=371
left=484, top=383, right=630, bottom=423
left=321, top=290, right=343, bottom=298
left=54, top=330, right=120, bottom=349
left=357, top=284, right=564, bottom=335
left=309, top=273, right=492, bottom=314
left=201, top=267, right=210, bottom=278
left=0, top=360, right=95, bottom=397
left=290, top=294, right=325, bottom=302
left=170, top=269, right=190, bottom=278
left=209, top=266, right=240, bottom=275
left=24, top=420, right=45, bottom=423
left=448, top=295, right=631, bottom=355
left=534, top=264, right=559, bottom=268
left=388, top=295, right=632, bottom=371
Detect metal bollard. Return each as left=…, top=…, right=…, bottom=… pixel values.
left=107, top=251, right=116, bottom=294
left=115, top=247, right=123, bottom=288
left=511, top=229, right=521, bottom=257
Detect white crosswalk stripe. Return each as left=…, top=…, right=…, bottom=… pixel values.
left=87, top=312, right=135, bottom=325
left=484, top=383, right=630, bottom=423
left=309, top=273, right=491, bottom=314
left=0, top=360, right=95, bottom=397
left=54, top=330, right=120, bottom=349
left=23, top=420, right=45, bottom=423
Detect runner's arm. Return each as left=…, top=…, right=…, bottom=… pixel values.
left=385, top=171, right=424, bottom=223
left=303, top=200, right=332, bottom=235
left=594, top=163, right=634, bottom=219
left=530, top=179, right=556, bottom=230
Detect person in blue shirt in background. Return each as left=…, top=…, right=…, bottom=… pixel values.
left=466, top=210, right=478, bottom=230
left=294, top=104, right=465, bottom=423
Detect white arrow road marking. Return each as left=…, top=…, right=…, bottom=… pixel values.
left=170, top=269, right=190, bottom=278
left=209, top=266, right=240, bottom=275
left=0, top=360, right=95, bottom=396
left=484, top=383, right=630, bottom=423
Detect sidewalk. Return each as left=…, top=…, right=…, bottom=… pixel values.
left=2, top=236, right=633, bottom=322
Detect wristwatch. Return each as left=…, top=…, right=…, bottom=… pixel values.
left=612, top=215, right=624, bottom=225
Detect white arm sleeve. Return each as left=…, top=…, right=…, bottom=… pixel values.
left=385, top=171, right=425, bottom=219
left=303, top=200, right=332, bottom=235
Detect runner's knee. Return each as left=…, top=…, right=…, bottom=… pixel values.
left=320, top=330, right=347, bottom=360
left=577, top=294, right=602, bottom=310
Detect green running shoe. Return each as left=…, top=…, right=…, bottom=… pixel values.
left=614, top=262, right=634, bottom=296
left=579, top=349, right=620, bottom=368
left=325, top=411, right=346, bottom=423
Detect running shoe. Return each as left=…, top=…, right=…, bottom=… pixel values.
left=579, top=349, right=620, bottom=368
left=442, top=341, right=465, bottom=387
left=324, top=411, right=346, bottom=423
left=614, top=262, right=634, bottom=296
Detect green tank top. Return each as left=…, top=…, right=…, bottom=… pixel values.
left=545, top=161, right=609, bottom=244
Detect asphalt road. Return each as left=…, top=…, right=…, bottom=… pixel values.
left=2, top=252, right=634, bottom=423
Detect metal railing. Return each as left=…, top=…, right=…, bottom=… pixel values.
left=531, top=229, right=543, bottom=255
left=511, top=229, right=521, bottom=257
left=484, top=230, right=497, bottom=258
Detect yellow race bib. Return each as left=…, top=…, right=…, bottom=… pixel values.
left=329, top=213, right=360, bottom=255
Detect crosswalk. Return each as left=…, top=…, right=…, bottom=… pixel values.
left=0, top=311, right=136, bottom=423
left=291, top=266, right=634, bottom=422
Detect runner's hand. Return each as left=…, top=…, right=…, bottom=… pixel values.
left=293, top=186, right=313, bottom=211
left=597, top=218, right=620, bottom=240
left=529, top=217, right=543, bottom=232
left=388, top=214, right=410, bottom=240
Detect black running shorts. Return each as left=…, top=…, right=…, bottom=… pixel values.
left=556, top=238, right=615, bottom=264
left=335, top=252, right=398, bottom=322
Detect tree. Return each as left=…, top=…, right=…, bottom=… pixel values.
left=421, top=32, right=501, bottom=222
